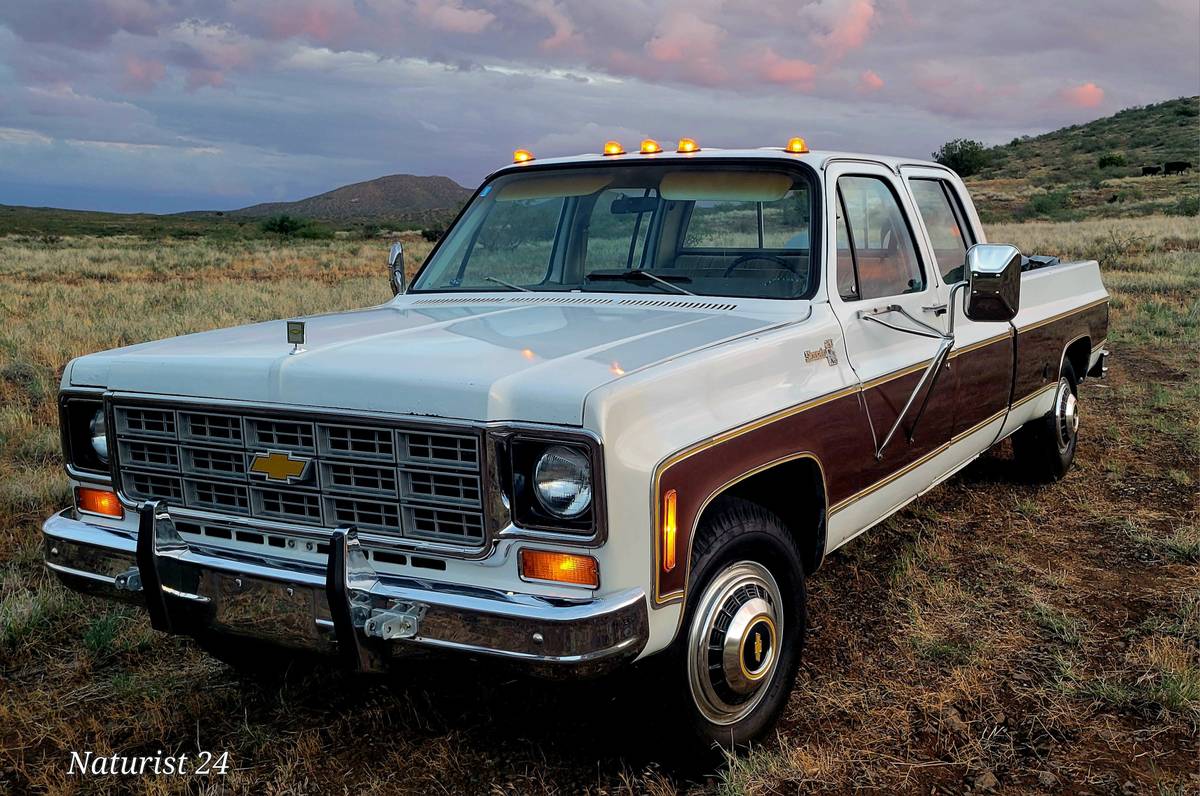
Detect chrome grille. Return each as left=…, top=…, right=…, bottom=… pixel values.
left=112, top=404, right=487, bottom=548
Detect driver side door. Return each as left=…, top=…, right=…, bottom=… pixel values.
left=825, top=162, right=954, bottom=546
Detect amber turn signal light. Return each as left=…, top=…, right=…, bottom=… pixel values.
left=520, top=549, right=599, bottom=588
left=76, top=487, right=123, bottom=519
left=513, top=148, right=534, bottom=163
left=662, top=489, right=678, bottom=572
left=785, top=136, right=809, bottom=153
left=602, top=140, right=625, bottom=156
left=676, top=137, right=699, bottom=153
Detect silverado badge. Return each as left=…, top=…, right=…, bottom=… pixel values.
left=804, top=338, right=838, bottom=366
left=249, top=450, right=311, bottom=484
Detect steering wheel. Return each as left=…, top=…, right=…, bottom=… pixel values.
left=721, top=253, right=797, bottom=278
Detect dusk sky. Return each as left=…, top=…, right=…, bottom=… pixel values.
left=1, top=0, right=1197, bottom=213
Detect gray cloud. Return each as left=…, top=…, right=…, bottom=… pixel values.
left=0, top=0, right=1196, bottom=212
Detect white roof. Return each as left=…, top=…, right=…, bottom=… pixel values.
left=491, top=147, right=953, bottom=178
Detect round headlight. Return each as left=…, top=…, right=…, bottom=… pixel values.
left=533, top=445, right=592, bottom=518
left=88, top=408, right=109, bottom=463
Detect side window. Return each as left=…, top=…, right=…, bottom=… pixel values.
left=909, top=179, right=972, bottom=284
left=837, top=176, right=925, bottom=300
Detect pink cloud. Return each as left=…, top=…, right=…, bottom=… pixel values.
left=520, top=0, right=581, bottom=52
left=185, top=69, right=225, bottom=91
left=269, top=6, right=339, bottom=41
left=750, top=48, right=818, bottom=90
left=858, top=68, right=884, bottom=92
left=121, top=54, right=165, bottom=91
left=1058, top=81, right=1104, bottom=108
left=815, top=0, right=875, bottom=62
left=646, top=12, right=725, bottom=63
left=414, top=0, right=495, bottom=34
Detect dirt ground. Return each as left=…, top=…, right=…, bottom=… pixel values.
left=0, top=220, right=1196, bottom=794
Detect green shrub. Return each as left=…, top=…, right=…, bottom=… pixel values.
left=1166, top=196, right=1200, bottom=217
left=931, top=139, right=991, bottom=177
left=1097, top=153, right=1126, bottom=169
left=260, top=214, right=332, bottom=239
left=1025, top=190, right=1072, bottom=220
left=261, top=214, right=306, bottom=236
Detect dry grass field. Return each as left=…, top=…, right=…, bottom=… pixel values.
left=0, top=217, right=1196, bottom=794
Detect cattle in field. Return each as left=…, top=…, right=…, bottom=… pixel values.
left=1142, top=165, right=1162, bottom=176
left=1163, top=161, right=1192, bottom=175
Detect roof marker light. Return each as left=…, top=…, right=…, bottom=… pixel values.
left=640, top=138, right=662, bottom=154
left=785, top=136, right=809, bottom=154
left=513, top=149, right=535, bottom=164
left=603, top=140, right=625, bottom=156
left=676, top=137, right=699, bottom=153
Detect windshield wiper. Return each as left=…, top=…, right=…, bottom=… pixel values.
left=585, top=270, right=696, bottom=296
left=484, top=276, right=532, bottom=292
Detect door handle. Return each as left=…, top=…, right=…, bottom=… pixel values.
left=922, top=303, right=948, bottom=316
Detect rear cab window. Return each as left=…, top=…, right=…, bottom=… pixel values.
left=908, top=178, right=975, bottom=284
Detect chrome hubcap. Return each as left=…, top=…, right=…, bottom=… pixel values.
left=1054, top=377, right=1078, bottom=452
left=687, top=561, right=783, bottom=725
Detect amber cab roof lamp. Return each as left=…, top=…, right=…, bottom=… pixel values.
left=676, top=137, right=700, bottom=153
left=512, top=149, right=535, bottom=164
left=640, top=138, right=663, bottom=154
left=602, top=140, right=625, bottom=156
left=785, top=136, right=809, bottom=154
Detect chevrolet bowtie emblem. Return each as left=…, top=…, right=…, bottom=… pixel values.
left=249, top=450, right=311, bottom=483
left=754, top=632, right=763, bottom=664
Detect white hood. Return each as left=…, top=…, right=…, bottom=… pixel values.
left=67, top=297, right=804, bottom=425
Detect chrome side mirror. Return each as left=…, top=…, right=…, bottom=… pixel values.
left=964, top=243, right=1021, bottom=322
left=388, top=241, right=405, bottom=296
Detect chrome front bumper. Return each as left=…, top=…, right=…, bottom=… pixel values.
left=42, top=504, right=647, bottom=676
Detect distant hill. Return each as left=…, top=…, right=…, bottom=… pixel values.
left=226, top=174, right=471, bottom=222
left=965, top=96, right=1199, bottom=222
left=980, top=96, right=1198, bottom=182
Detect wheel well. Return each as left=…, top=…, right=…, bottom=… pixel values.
left=703, top=456, right=827, bottom=574
left=1064, top=336, right=1091, bottom=383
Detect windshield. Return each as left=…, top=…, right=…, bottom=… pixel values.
left=410, top=163, right=816, bottom=300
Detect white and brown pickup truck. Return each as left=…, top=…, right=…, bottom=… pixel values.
left=45, top=138, right=1109, bottom=747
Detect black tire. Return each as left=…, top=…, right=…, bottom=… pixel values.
left=662, top=496, right=807, bottom=751
left=191, top=631, right=326, bottom=681
left=1012, top=361, right=1079, bottom=482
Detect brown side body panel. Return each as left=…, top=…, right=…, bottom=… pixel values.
left=651, top=298, right=1108, bottom=606
left=1013, top=299, right=1109, bottom=398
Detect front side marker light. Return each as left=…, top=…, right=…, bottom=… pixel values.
left=513, top=148, right=535, bottom=163
left=603, top=140, right=625, bottom=156
left=77, top=487, right=123, bottom=519
left=520, top=549, right=599, bottom=588
left=662, top=489, right=678, bottom=572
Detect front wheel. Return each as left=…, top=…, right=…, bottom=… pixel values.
left=668, top=497, right=806, bottom=749
left=1012, top=361, right=1079, bottom=481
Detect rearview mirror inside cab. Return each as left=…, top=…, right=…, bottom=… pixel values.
left=964, top=243, right=1021, bottom=322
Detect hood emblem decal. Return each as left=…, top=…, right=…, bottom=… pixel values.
left=287, top=321, right=306, bottom=355
left=249, top=450, right=312, bottom=483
